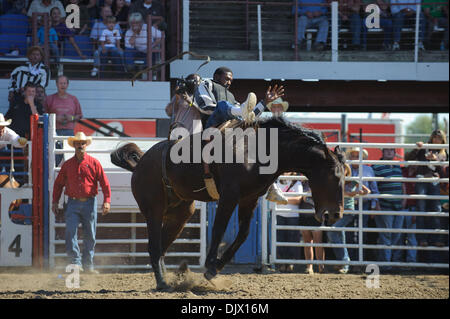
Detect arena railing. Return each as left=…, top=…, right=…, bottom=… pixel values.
left=47, top=114, right=206, bottom=270
left=264, top=141, right=449, bottom=271
left=182, top=0, right=448, bottom=62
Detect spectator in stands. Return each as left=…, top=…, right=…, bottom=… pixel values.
left=336, top=0, right=362, bottom=50
left=99, top=15, right=126, bottom=74
left=67, top=0, right=92, bottom=35
left=35, top=84, right=47, bottom=106
left=90, top=5, right=122, bottom=77
left=50, top=6, right=88, bottom=60
left=298, top=179, right=325, bottom=274
left=129, top=0, right=166, bottom=31
left=27, top=0, right=66, bottom=18
left=275, top=172, right=303, bottom=273
left=124, top=12, right=162, bottom=73
left=166, top=73, right=202, bottom=139
left=8, top=46, right=49, bottom=103
left=346, top=147, right=379, bottom=261
left=390, top=0, right=426, bottom=50
left=37, top=14, right=60, bottom=67
left=422, top=0, right=449, bottom=50
left=361, top=0, right=393, bottom=50
left=45, top=75, right=83, bottom=166
left=405, top=130, right=448, bottom=249
left=293, top=0, right=329, bottom=51
left=372, top=148, right=406, bottom=271
left=52, top=131, right=111, bottom=274
left=5, top=0, right=29, bottom=14
left=0, top=114, right=28, bottom=150
left=112, top=0, right=129, bottom=31
left=85, top=0, right=100, bottom=22
left=402, top=164, right=418, bottom=263
left=5, top=82, right=44, bottom=139
left=327, top=164, right=370, bottom=274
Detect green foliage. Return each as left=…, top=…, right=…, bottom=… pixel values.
left=405, top=115, right=447, bottom=144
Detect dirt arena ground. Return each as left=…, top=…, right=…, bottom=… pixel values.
left=0, top=266, right=448, bottom=299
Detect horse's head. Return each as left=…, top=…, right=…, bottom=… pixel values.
left=303, top=145, right=346, bottom=225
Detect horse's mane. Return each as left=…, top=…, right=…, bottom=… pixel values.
left=233, top=116, right=326, bottom=148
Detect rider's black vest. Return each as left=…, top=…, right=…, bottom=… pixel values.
left=211, top=80, right=237, bottom=105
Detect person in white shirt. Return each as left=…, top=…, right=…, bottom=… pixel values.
left=124, top=12, right=162, bottom=72
left=0, top=114, right=28, bottom=150
left=99, top=16, right=126, bottom=74
left=275, top=172, right=303, bottom=272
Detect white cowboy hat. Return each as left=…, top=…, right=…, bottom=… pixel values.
left=346, top=147, right=368, bottom=160
left=68, top=132, right=92, bottom=147
left=266, top=97, right=289, bottom=112
left=0, top=113, right=12, bottom=126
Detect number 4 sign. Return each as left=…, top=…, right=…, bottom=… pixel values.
left=0, top=188, right=33, bottom=266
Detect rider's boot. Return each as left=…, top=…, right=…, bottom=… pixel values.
left=240, top=92, right=257, bottom=123
left=266, top=183, right=288, bottom=205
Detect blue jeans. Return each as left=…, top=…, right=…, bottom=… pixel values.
left=100, top=46, right=125, bottom=72
left=404, top=211, right=417, bottom=263
left=297, top=15, right=329, bottom=44
left=205, top=101, right=237, bottom=128
left=55, top=129, right=74, bottom=167
left=124, top=48, right=160, bottom=69
left=327, top=213, right=355, bottom=267
left=64, top=197, right=98, bottom=269
left=393, top=11, right=425, bottom=43
left=415, top=182, right=442, bottom=245
left=339, top=14, right=362, bottom=46
left=374, top=206, right=405, bottom=264
left=362, top=17, right=393, bottom=48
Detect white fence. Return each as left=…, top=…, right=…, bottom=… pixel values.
left=47, top=114, right=207, bottom=270
left=265, top=142, right=449, bottom=270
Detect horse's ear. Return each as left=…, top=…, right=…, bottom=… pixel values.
left=334, top=146, right=342, bottom=154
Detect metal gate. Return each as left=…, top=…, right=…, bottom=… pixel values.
left=47, top=114, right=207, bottom=270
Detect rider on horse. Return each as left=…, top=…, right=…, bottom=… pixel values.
left=192, top=66, right=288, bottom=204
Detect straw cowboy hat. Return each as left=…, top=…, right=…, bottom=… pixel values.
left=0, top=113, right=12, bottom=126
left=346, top=147, right=368, bottom=160
left=68, top=132, right=92, bottom=147
left=266, top=97, right=289, bottom=112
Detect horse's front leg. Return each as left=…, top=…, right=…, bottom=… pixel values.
left=204, top=192, right=239, bottom=280
left=216, top=196, right=259, bottom=272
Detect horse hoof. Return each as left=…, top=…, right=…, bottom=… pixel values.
left=156, top=282, right=171, bottom=291
left=204, top=271, right=216, bottom=281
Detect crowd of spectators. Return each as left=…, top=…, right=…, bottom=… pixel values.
left=292, top=0, right=448, bottom=51
left=275, top=133, right=448, bottom=274
left=0, top=0, right=165, bottom=77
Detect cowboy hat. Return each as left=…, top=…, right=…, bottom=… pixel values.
left=266, top=97, right=289, bottom=112
left=68, top=132, right=92, bottom=147
left=346, top=147, right=368, bottom=160
left=0, top=113, right=12, bottom=126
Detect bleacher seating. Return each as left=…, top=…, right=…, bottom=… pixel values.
left=0, top=14, right=29, bottom=57
left=61, top=35, right=93, bottom=62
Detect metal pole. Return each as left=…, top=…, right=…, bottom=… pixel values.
left=331, top=1, right=338, bottom=62
left=341, top=114, right=348, bottom=142
left=257, top=4, right=263, bottom=61
left=182, top=0, right=189, bottom=60
left=414, top=4, right=421, bottom=63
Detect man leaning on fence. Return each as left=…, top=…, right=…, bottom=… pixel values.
left=52, top=132, right=111, bottom=274
left=372, top=148, right=406, bottom=272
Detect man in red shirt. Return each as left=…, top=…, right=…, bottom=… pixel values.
left=52, top=132, right=111, bottom=273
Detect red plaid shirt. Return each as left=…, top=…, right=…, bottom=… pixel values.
left=53, top=154, right=111, bottom=204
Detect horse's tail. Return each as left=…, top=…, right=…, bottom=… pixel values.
left=110, top=142, right=144, bottom=172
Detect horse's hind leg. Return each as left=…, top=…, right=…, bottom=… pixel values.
left=161, top=200, right=196, bottom=254
left=143, top=204, right=170, bottom=291
left=216, top=196, right=259, bottom=272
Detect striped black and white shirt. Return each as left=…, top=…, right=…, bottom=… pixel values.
left=8, top=62, right=50, bottom=93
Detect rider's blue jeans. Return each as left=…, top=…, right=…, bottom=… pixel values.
left=205, top=101, right=237, bottom=128
left=64, top=197, right=97, bottom=269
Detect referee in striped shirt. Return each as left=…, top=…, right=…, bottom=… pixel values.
left=8, top=46, right=49, bottom=103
